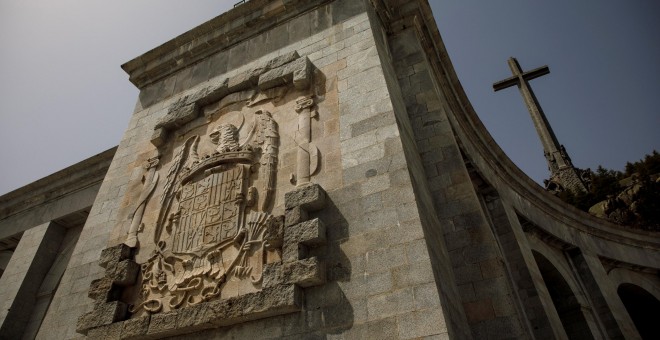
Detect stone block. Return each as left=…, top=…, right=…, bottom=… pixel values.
left=286, top=218, right=326, bottom=246
left=397, top=308, right=448, bottom=338
left=284, top=183, right=326, bottom=210
left=282, top=242, right=305, bottom=263
left=175, top=302, right=216, bottom=332
left=292, top=57, right=312, bottom=90
left=282, top=257, right=326, bottom=287
left=77, top=301, right=129, bottom=334
left=88, top=277, right=114, bottom=302
left=154, top=102, right=198, bottom=131
left=190, top=58, right=210, bottom=87
left=265, top=51, right=300, bottom=70
left=147, top=310, right=179, bottom=337
left=464, top=300, right=495, bottom=323
left=249, top=284, right=302, bottom=319
left=204, top=298, right=232, bottom=322
left=150, top=127, right=168, bottom=147
left=331, top=0, right=367, bottom=25
left=99, top=244, right=133, bottom=269
left=284, top=205, right=309, bottom=227
left=264, top=215, right=284, bottom=248
left=208, top=50, right=228, bottom=79
left=263, top=263, right=283, bottom=288
left=258, top=57, right=312, bottom=91
left=120, top=315, right=150, bottom=340
left=258, top=66, right=288, bottom=90
left=87, top=321, right=123, bottom=340
left=107, top=259, right=140, bottom=287
left=227, top=71, right=252, bottom=91
left=367, top=288, right=415, bottom=321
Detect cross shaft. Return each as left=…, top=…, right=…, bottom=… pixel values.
left=493, top=57, right=564, bottom=167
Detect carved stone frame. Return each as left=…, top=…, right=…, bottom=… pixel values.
left=77, top=51, right=330, bottom=339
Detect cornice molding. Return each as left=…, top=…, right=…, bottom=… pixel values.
left=0, top=147, right=117, bottom=221
left=121, top=0, right=332, bottom=89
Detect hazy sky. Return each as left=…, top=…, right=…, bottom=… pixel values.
left=1, top=1, right=658, bottom=195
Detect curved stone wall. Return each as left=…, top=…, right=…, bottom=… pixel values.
left=416, top=1, right=660, bottom=337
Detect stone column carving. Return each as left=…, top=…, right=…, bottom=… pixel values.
left=294, top=96, right=319, bottom=186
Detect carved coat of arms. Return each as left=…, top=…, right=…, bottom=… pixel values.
left=132, top=110, right=281, bottom=314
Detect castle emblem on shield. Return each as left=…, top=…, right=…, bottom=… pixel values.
left=132, top=110, right=282, bottom=314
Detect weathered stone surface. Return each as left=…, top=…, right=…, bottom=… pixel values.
left=107, top=259, right=140, bottom=286
left=88, top=277, right=114, bottom=301
left=262, top=263, right=283, bottom=288
left=77, top=301, right=128, bottom=334
left=175, top=301, right=217, bottom=332
left=227, top=71, right=252, bottom=91
left=86, top=321, right=123, bottom=340
left=156, top=103, right=198, bottom=130
left=150, top=52, right=317, bottom=146
left=129, top=285, right=302, bottom=336
left=282, top=257, right=326, bottom=287
left=264, top=215, right=284, bottom=248
left=147, top=310, right=179, bottom=337
left=285, top=206, right=308, bottom=227
left=150, top=127, right=168, bottom=147
left=120, top=315, right=150, bottom=340
left=292, top=57, right=312, bottom=90
left=284, top=183, right=326, bottom=210
left=258, top=57, right=312, bottom=90
left=266, top=51, right=300, bottom=70
left=217, top=89, right=255, bottom=110
left=225, top=284, right=301, bottom=325
left=99, top=244, right=132, bottom=269
left=286, top=218, right=326, bottom=246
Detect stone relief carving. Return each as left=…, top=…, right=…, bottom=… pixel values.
left=125, top=156, right=160, bottom=248
left=78, top=51, right=330, bottom=338
left=293, top=95, right=320, bottom=186
left=132, top=110, right=281, bottom=314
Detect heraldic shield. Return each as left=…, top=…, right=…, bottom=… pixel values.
left=131, top=111, right=281, bottom=315
left=173, top=164, right=246, bottom=255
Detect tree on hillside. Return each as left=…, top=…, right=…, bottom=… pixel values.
left=557, top=151, right=660, bottom=231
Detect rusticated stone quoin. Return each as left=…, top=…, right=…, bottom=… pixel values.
left=99, top=243, right=133, bottom=269
left=76, top=301, right=128, bottom=334
left=282, top=184, right=328, bottom=266
left=283, top=218, right=327, bottom=262
left=282, top=257, right=326, bottom=287
left=284, top=206, right=309, bottom=227
left=284, top=183, right=327, bottom=211
left=107, top=259, right=140, bottom=287
left=77, top=244, right=139, bottom=335
left=287, top=218, right=326, bottom=246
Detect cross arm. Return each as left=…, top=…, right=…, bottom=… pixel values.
left=522, top=65, right=550, bottom=82
left=493, top=76, right=519, bottom=92
left=493, top=64, right=550, bottom=92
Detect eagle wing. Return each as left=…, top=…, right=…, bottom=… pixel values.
left=243, top=110, right=278, bottom=210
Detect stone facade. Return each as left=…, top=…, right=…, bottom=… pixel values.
left=0, top=1, right=658, bottom=339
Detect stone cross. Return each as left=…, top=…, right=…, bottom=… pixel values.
left=493, top=57, right=587, bottom=193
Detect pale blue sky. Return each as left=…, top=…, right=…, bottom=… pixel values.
left=1, top=1, right=658, bottom=195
